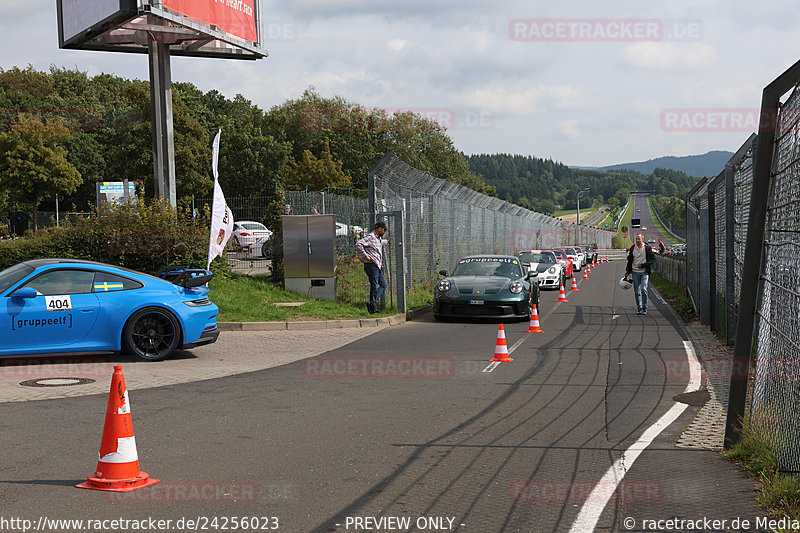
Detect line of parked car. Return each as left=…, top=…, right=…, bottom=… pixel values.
left=432, top=245, right=600, bottom=322
left=663, top=243, right=686, bottom=257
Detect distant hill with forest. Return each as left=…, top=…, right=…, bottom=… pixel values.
left=465, top=153, right=700, bottom=216
left=593, top=150, right=733, bottom=178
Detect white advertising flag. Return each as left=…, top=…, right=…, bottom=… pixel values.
left=207, top=129, right=234, bottom=269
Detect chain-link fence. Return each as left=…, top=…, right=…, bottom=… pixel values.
left=686, top=177, right=711, bottom=323
left=686, top=76, right=800, bottom=472
left=370, top=151, right=615, bottom=301
left=748, top=85, right=800, bottom=474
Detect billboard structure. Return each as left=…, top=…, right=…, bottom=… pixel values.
left=96, top=181, right=138, bottom=215
left=57, top=0, right=266, bottom=59
left=56, top=0, right=267, bottom=207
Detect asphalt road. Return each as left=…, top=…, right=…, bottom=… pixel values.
left=629, top=194, right=677, bottom=249
left=0, top=262, right=762, bottom=533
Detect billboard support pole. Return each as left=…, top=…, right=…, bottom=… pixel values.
left=148, top=38, right=177, bottom=209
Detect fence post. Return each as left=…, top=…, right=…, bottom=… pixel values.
left=708, top=185, right=718, bottom=333
left=392, top=210, right=406, bottom=313
left=724, top=164, right=736, bottom=346
left=428, top=194, right=435, bottom=280
left=449, top=199, right=456, bottom=271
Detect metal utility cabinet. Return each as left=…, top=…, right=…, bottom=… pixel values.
left=283, top=215, right=337, bottom=301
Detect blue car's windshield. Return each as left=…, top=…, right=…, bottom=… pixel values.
left=452, top=258, right=523, bottom=279
left=0, top=263, right=35, bottom=294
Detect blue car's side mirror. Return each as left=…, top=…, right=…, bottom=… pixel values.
left=11, top=287, right=37, bottom=300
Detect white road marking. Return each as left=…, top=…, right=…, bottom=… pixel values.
left=567, top=341, right=701, bottom=533
left=653, top=290, right=667, bottom=305
left=482, top=361, right=501, bottom=373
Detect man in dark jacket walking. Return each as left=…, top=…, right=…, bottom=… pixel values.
left=626, top=233, right=656, bottom=315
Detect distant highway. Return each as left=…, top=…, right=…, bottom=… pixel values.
left=629, top=193, right=677, bottom=249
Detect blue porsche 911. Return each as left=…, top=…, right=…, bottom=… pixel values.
left=0, top=259, right=219, bottom=361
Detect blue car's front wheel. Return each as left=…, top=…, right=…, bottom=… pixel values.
left=123, top=307, right=181, bottom=361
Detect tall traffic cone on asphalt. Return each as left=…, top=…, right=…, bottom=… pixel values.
left=557, top=282, right=569, bottom=302
left=76, top=365, right=160, bottom=492
left=583, top=267, right=589, bottom=280
left=527, top=305, right=542, bottom=333
left=570, top=275, right=580, bottom=291
left=490, top=324, right=513, bottom=362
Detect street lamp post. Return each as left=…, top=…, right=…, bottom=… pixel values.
left=576, top=188, right=590, bottom=242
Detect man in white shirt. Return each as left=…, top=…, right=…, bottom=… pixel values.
left=356, top=221, right=390, bottom=313
left=625, top=233, right=655, bottom=315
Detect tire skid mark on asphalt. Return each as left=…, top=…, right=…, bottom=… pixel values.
left=567, top=340, right=702, bottom=533
left=480, top=283, right=576, bottom=373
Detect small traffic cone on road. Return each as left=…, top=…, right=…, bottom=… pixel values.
left=557, top=282, right=569, bottom=302
left=582, top=267, right=589, bottom=280
left=490, top=324, right=513, bottom=362
left=76, top=365, right=160, bottom=492
left=527, top=305, right=542, bottom=333
left=570, top=275, right=580, bottom=291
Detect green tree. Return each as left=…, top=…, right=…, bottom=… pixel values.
left=282, top=138, right=353, bottom=191
left=0, top=114, right=82, bottom=230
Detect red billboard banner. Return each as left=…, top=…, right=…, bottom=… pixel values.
left=162, top=0, right=257, bottom=42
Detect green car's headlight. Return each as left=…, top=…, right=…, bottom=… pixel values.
left=510, top=280, right=524, bottom=294
left=437, top=280, right=451, bottom=292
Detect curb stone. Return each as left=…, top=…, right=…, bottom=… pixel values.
left=219, top=312, right=411, bottom=332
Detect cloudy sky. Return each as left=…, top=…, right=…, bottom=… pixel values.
left=2, top=0, right=799, bottom=166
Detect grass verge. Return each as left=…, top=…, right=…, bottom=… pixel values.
left=208, top=273, right=398, bottom=322
left=649, top=271, right=694, bottom=320
left=726, top=424, right=800, bottom=524
left=407, top=283, right=434, bottom=309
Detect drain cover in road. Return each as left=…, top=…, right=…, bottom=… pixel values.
left=20, top=377, right=95, bottom=387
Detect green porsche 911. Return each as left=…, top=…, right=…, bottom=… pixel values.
left=433, top=255, right=539, bottom=321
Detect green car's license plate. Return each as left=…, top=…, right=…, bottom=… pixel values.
left=469, top=300, right=484, bottom=305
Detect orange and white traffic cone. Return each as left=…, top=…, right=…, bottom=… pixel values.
left=527, top=305, right=542, bottom=333
left=570, top=275, right=580, bottom=291
left=557, top=282, right=569, bottom=302
left=76, top=365, right=160, bottom=492
left=490, top=324, right=513, bottom=362
left=583, top=267, right=589, bottom=280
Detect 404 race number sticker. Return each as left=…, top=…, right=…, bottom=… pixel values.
left=45, top=295, right=72, bottom=312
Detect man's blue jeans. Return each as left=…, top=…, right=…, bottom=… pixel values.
left=632, top=271, right=649, bottom=310
left=364, top=262, right=387, bottom=309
